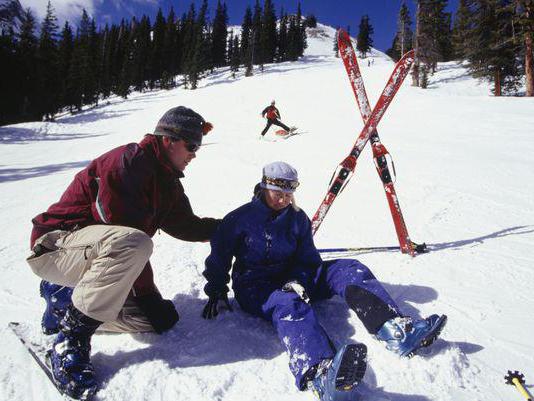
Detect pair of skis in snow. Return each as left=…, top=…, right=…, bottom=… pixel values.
left=311, top=29, right=426, bottom=256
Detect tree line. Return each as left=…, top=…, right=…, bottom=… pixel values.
left=386, top=0, right=533, bottom=96
left=0, top=0, right=308, bottom=126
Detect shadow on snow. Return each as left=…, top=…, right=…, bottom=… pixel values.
left=93, top=279, right=462, bottom=397
left=0, top=126, right=105, bottom=144
left=0, top=160, right=90, bottom=183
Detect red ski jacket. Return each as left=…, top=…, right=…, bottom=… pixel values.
left=30, top=134, right=219, bottom=295
left=262, top=105, right=280, bottom=120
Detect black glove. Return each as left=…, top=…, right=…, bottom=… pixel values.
left=135, top=292, right=179, bottom=334
left=202, top=292, right=233, bottom=319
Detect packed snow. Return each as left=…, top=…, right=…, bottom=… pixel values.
left=1, top=24, right=533, bottom=401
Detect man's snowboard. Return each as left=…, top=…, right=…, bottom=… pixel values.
left=8, top=322, right=96, bottom=400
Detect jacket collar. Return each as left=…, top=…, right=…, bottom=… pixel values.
left=139, top=134, right=184, bottom=179
left=251, top=194, right=290, bottom=220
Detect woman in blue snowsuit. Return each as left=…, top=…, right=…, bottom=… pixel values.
left=202, top=162, right=446, bottom=401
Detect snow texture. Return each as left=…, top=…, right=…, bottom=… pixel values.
left=1, top=23, right=534, bottom=401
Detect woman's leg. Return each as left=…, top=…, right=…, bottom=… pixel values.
left=236, top=284, right=335, bottom=390
left=314, top=259, right=402, bottom=334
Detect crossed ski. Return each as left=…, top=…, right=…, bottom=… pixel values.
left=311, top=29, right=425, bottom=256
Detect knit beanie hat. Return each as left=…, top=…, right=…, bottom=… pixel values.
left=154, top=106, right=210, bottom=146
left=260, top=161, right=300, bottom=193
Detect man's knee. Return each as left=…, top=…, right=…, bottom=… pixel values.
left=107, top=228, right=153, bottom=259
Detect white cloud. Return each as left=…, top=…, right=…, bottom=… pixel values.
left=21, top=0, right=96, bottom=21
left=20, top=0, right=159, bottom=25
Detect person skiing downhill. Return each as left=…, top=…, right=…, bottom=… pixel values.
left=202, top=161, right=447, bottom=401
left=26, top=106, right=219, bottom=400
left=260, top=100, right=294, bottom=138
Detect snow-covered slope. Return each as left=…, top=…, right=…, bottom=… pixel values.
left=1, top=24, right=534, bottom=401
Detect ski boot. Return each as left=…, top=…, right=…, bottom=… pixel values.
left=308, top=343, right=367, bottom=401
left=47, top=304, right=101, bottom=400
left=40, top=280, right=73, bottom=335
left=375, top=314, right=447, bottom=357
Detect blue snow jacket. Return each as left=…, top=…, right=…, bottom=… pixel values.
left=203, top=195, right=322, bottom=297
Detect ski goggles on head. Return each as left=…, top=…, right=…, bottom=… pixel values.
left=262, top=176, right=300, bottom=191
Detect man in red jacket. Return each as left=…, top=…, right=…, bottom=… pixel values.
left=27, top=106, right=219, bottom=399
left=260, top=100, right=294, bottom=138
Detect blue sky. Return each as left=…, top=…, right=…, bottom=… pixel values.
left=26, top=0, right=459, bottom=51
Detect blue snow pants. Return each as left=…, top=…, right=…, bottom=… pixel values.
left=233, top=258, right=401, bottom=390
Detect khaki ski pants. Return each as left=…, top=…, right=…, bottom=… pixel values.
left=27, top=225, right=155, bottom=333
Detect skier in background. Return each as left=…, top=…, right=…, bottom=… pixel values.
left=27, top=106, right=219, bottom=400
left=260, top=100, right=294, bottom=138
left=202, top=161, right=447, bottom=401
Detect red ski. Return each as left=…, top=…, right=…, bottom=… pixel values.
left=311, top=46, right=415, bottom=240
left=337, top=29, right=425, bottom=256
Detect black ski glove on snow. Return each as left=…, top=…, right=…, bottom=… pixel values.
left=135, top=292, right=179, bottom=334
left=202, top=292, right=233, bottom=319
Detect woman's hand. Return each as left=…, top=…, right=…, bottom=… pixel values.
left=202, top=292, right=233, bottom=319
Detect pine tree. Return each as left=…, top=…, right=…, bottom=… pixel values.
left=37, top=1, right=60, bottom=120
left=240, top=5, right=253, bottom=75
left=184, top=0, right=209, bottom=89
left=151, top=9, right=167, bottom=88
left=296, top=2, right=307, bottom=56
left=413, top=0, right=444, bottom=85
left=305, top=14, right=317, bottom=28
left=465, top=0, right=521, bottom=95
left=181, top=4, right=196, bottom=73
left=278, top=12, right=289, bottom=61
left=397, top=2, right=413, bottom=57
left=386, top=36, right=401, bottom=61
left=286, top=15, right=299, bottom=61
left=432, top=0, right=454, bottom=62
left=67, top=33, right=84, bottom=110
left=137, top=16, right=153, bottom=90
left=0, top=27, right=19, bottom=124
left=116, top=20, right=134, bottom=98
left=77, top=10, right=99, bottom=106
left=164, top=7, right=180, bottom=78
left=514, top=0, right=534, bottom=96
left=58, top=21, right=74, bottom=110
left=230, top=33, right=240, bottom=77
left=452, top=0, right=474, bottom=59
left=100, top=24, right=115, bottom=99
left=212, top=1, right=228, bottom=67
left=333, top=26, right=340, bottom=57
left=252, top=0, right=262, bottom=67
left=356, top=15, right=374, bottom=58
left=260, top=0, right=277, bottom=64
left=17, top=8, right=40, bottom=120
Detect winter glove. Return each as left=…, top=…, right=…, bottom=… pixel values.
left=202, top=292, right=233, bottom=319
left=282, top=281, right=310, bottom=304
left=135, top=292, right=179, bottom=334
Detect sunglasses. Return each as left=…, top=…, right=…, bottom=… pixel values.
left=184, top=142, right=201, bottom=152
left=262, top=176, right=300, bottom=191
left=171, top=136, right=200, bottom=152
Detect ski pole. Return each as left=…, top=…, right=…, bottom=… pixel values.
left=318, top=242, right=427, bottom=254
left=505, top=371, right=533, bottom=401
